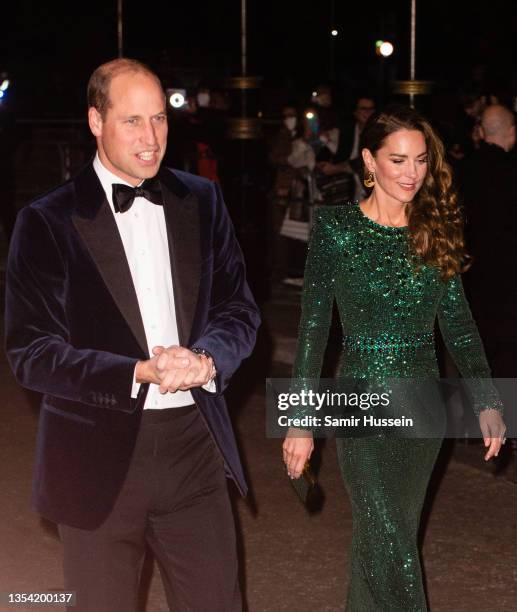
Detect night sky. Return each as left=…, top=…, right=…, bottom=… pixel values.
left=3, top=0, right=517, bottom=116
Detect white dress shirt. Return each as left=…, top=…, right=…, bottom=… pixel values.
left=93, top=154, right=196, bottom=409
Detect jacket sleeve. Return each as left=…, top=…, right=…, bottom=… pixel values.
left=437, top=274, right=503, bottom=415
left=189, top=182, right=261, bottom=395
left=4, top=206, right=139, bottom=412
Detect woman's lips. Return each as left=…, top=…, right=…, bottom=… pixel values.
left=398, top=183, right=417, bottom=191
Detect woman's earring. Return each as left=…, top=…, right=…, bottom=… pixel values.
left=364, top=171, right=375, bottom=188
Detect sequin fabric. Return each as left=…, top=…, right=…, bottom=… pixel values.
left=292, top=203, right=501, bottom=611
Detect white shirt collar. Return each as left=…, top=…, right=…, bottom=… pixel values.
left=93, top=153, right=144, bottom=212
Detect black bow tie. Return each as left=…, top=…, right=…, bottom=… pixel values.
left=112, top=177, right=163, bottom=213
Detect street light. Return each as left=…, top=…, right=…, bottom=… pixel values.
left=379, top=41, right=394, bottom=57
left=375, top=40, right=394, bottom=106
left=331, top=29, right=338, bottom=37
left=375, top=40, right=394, bottom=57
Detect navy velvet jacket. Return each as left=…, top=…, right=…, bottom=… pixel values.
left=5, top=162, right=260, bottom=529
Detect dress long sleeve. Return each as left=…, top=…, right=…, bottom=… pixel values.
left=292, top=207, right=338, bottom=382
left=437, top=274, right=503, bottom=414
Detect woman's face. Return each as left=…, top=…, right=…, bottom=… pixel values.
left=363, top=129, right=428, bottom=205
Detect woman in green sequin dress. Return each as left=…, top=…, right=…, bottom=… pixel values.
left=282, top=106, right=506, bottom=611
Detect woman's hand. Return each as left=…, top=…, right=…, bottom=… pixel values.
left=283, top=428, right=314, bottom=479
left=479, top=409, right=507, bottom=461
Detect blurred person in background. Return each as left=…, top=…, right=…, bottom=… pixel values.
left=269, top=105, right=314, bottom=286
left=316, top=96, right=376, bottom=203
left=447, top=92, right=499, bottom=166
left=460, top=104, right=517, bottom=475
left=338, top=96, right=377, bottom=161
left=461, top=103, right=517, bottom=357
left=162, top=89, right=197, bottom=172
left=311, top=84, right=339, bottom=137
left=163, top=85, right=224, bottom=183
left=195, top=83, right=226, bottom=182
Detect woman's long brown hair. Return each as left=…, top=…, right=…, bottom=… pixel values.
left=361, top=105, right=468, bottom=280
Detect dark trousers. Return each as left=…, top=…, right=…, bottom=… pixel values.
left=59, top=405, right=241, bottom=612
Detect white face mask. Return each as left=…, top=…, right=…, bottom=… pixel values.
left=284, top=116, right=297, bottom=131
left=197, top=92, right=210, bottom=108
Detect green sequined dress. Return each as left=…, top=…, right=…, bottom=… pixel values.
left=292, top=202, right=500, bottom=611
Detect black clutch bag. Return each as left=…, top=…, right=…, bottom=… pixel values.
left=289, top=462, right=320, bottom=507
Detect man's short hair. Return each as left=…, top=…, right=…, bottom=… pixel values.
left=87, top=58, right=163, bottom=119
left=481, top=105, right=515, bottom=137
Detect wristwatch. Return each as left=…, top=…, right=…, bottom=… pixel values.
left=191, top=348, right=217, bottom=382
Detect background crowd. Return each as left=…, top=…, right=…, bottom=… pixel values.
left=1, top=77, right=516, bottom=471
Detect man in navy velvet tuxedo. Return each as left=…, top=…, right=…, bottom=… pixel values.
left=5, top=58, right=260, bottom=611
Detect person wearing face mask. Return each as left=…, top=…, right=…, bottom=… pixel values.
left=197, top=88, right=211, bottom=109
left=283, top=113, right=297, bottom=133
left=268, top=105, right=311, bottom=285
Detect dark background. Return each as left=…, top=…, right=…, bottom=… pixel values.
left=3, top=0, right=517, bottom=117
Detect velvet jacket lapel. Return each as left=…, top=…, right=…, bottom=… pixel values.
left=70, top=163, right=201, bottom=356
left=158, top=166, right=201, bottom=346
left=71, top=163, right=148, bottom=356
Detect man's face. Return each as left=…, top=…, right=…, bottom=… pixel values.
left=89, top=71, right=168, bottom=186
left=354, top=98, right=376, bottom=128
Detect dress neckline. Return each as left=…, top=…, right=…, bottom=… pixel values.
left=354, top=201, right=408, bottom=233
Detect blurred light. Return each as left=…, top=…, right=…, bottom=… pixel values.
left=331, top=29, right=338, bottom=37
left=306, top=111, right=315, bottom=120
left=375, top=40, right=383, bottom=49
left=0, top=79, right=9, bottom=91
left=379, top=41, right=394, bottom=57
left=166, top=87, right=187, bottom=109
left=0, top=90, right=4, bottom=99
left=169, top=93, right=185, bottom=108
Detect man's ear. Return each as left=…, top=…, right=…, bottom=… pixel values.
left=88, top=107, right=103, bottom=138
left=361, top=147, right=376, bottom=173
